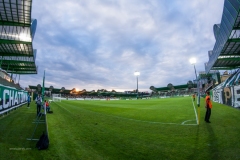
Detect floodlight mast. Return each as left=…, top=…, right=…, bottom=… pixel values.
left=189, top=58, right=200, bottom=125
left=134, top=71, right=140, bottom=99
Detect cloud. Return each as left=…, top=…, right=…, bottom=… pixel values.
left=18, top=0, right=225, bottom=92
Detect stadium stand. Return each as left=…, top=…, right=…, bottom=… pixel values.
left=0, top=0, right=38, bottom=75
left=0, top=0, right=37, bottom=116
left=205, top=0, right=240, bottom=73
left=150, top=84, right=197, bottom=98
left=0, top=71, right=23, bottom=89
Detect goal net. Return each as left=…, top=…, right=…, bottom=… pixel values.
left=52, top=94, right=61, bottom=102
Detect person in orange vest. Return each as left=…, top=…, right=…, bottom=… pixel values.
left=192, top=94, right=196, bottom=101
left=205, top=91, right=212, bottom=123
left=44, top=100, right=50, bottom=113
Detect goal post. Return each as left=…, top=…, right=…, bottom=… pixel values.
left=52, top=94, right=61, bottom=102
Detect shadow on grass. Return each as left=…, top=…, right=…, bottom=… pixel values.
left=187, top=125, right=200, bottom=159
left=206, top=123, right=219, bottom=160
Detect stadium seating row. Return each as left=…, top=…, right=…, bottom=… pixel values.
left=0, top=77, right=23, bottom=90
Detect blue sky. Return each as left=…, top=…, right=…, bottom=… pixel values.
left=19, top=0, right=224, bottom=92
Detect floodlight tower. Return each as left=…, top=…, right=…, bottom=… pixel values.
left=189, top=58, right=200, bottom=124
left=134, top=71, right=140, bottom=99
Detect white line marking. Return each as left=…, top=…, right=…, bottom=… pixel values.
left=181, top=120, right=197, bottom=125
left=191, top=98, right=198, bottom=124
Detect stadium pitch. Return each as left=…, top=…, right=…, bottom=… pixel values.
left=55, top=97, right=199, bottom=126
left=1, top=96, right=240, bottom=159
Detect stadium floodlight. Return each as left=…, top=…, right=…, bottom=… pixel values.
left=134, top=71, right=140, bottom=99
left=189, top=58, right=200, bottom=125
left=189, top=58, right=198, bottom=82
left=189, top=58, right=196, bottom=65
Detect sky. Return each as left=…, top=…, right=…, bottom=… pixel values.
left=19, top=0, right=225, bottom=92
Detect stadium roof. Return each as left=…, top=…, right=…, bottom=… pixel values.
left=205, top=0, right=240, bottom=73
left=0, top=0, right=37, bottom=74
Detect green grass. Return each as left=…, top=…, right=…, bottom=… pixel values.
left=1, top=97, right=240, bottom=159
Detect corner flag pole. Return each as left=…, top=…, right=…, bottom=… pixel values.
left=194, top=65, right=200, bottom=125
left=197, top=80, right=200, bottom=125
left=42, top=70, right=45, bottom=102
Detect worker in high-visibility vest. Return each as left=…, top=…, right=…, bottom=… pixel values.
left=205, top=91, right=212, bottom=123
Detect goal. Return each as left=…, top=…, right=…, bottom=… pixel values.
left=52, top=94, right=61, bottom=102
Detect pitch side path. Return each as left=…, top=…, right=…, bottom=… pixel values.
left=0, top=97, right=240, bottom=159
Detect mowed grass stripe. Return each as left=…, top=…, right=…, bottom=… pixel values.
left=46, top=102, right=104, bottom=159
left=54, top=101, right=178, bottom=125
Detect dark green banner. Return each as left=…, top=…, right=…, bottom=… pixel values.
left=0, top=85, right=28, bottom=112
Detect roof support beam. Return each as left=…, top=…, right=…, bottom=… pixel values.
left=212, top=67, right=238, bottom=70
left=227, top=38, right=240, bottom=42
left=7, top=72, right=37, bottom=74
left=12, top=67, right=36, bottom=69
left=0, top=39, right=31, bottom=44
left=217, top=57, right=240, bottom=61
left=0, top=60, right=35, bottom=63
left=220, top=53, right=240, bottom=56
left=232, top=27, right=240, bottom=30
left=0, top=52, right=33, bottom=57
